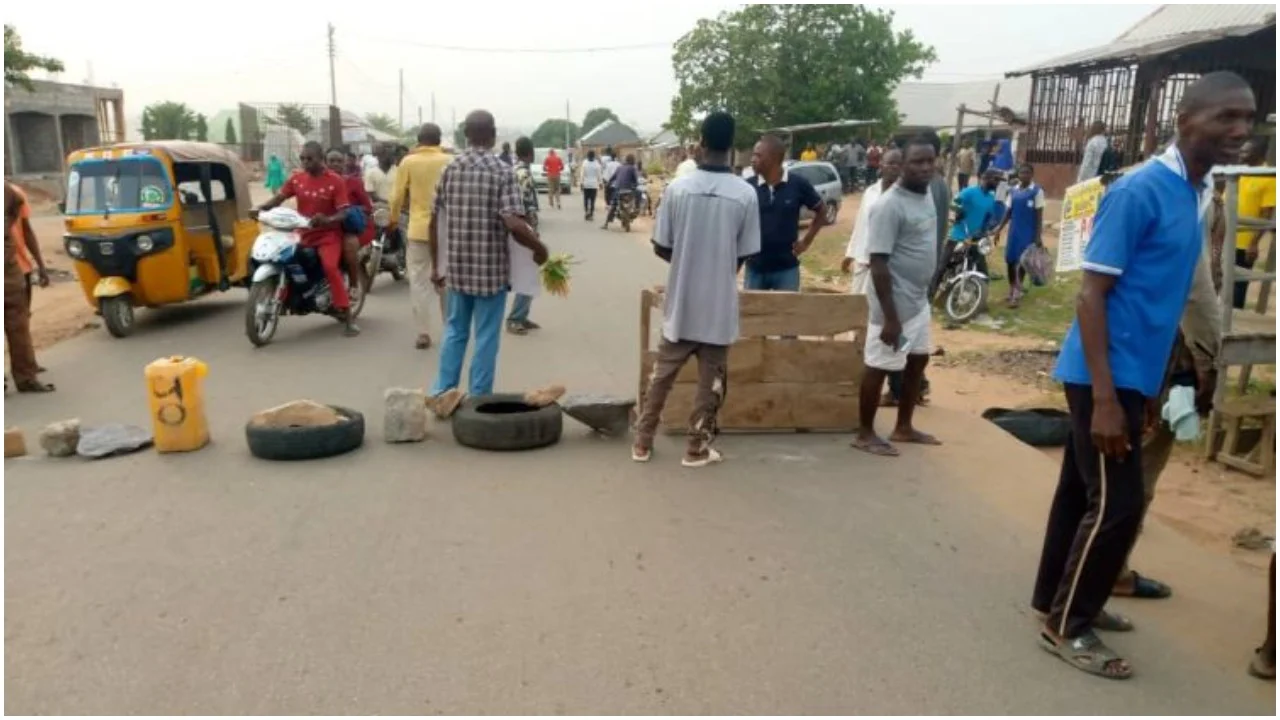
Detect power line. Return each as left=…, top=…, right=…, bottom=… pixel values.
left=346, top=31, right=671, bottom=54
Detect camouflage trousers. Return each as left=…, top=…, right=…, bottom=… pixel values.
left=634, top=338, right=729, bottom=453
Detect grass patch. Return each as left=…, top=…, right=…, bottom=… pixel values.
left=978, top=271, right=1080, bottom=342
left=799, top=229, right=849, bottom=285
left=801, top=228, right=1080, bottom=342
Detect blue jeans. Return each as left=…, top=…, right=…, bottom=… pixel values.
left=744, top=264, right=801, bottom=291
left=430, top=289, right=508, bottom=397
left=508, top=293, right=533, bottom=323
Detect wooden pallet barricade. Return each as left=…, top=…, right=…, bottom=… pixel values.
left=638, top=288, right=868, bottom=432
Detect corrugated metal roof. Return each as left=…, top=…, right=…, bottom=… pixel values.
left=1008, top=3, right=1274, bottom=76
left=579, top=119, right=641, bottom=146
left=892, top=77, right=1032, bottom=130
left=1116, top=4, right=1274, bottom=43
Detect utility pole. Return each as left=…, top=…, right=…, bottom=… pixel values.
left=565, top=99, right=571, bottom=150
left=431, top=93, right=436, bottom=124
left=326, top=23, right=338, bottom=107
left=398, top=68, right=404, bottom=132
left=451, top=107, right=457, bottom=146
left=418, top=106, right=423, bottom=127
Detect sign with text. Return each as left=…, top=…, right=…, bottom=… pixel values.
left=1055, top=176, right=1105, bottom=272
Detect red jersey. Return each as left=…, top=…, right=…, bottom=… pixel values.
left=280, top=169, right=350, bottom=246
left=342, top=175, right=376, bottom=246
left=543, top=154, right=564, bottom=178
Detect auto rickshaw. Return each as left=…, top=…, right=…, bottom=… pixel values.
left=61, top=141, right=257, bottom=337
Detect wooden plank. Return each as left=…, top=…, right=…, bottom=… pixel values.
left=644, top=338, right=766, bottom=384
left=738, top=291, right=867, bottom=338
left=661, top=382, right=859, bottom=432
left=639, top=289, right=653, bottom=404
left=648, top=287, right=869, bottom=338
left=759, top=338, right=864, bottom=383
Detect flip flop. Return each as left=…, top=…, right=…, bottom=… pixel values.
left=15, top=380, right=55, bottom=393
left=889, top=430, right=942, bottom=445
left=681, top=447, right=723, bottom=468
left=1038, top=630, right=1132, bottom=680
left=1248, top=648, right=1276, bottom=680
left=851, top=436, right=899, bottom=457
left=1114, top=571, right=1172, bottom=599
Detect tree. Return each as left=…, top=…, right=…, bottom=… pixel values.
left=140, top=101, right=199, bottom=140
left=194, top=113, right=208, bottom=142
left=453, top=122, right=466, bottom=149
left=531, top=119, right=580, bottom=148
left=580, top=107, right=619, bottom=137
left=669, top=5, right=935, bottom=147
left=275, top=104, right=315, bottom=137
left=4, top=25, right=63, bottom=91
left=224, top=118, right=238, bottom=144
left=364, top=113, right=401, bottom=136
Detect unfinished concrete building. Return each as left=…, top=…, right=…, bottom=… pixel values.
left=4, top=79, right=125, bottom=177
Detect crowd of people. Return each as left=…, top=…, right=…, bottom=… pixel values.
left=634, top=71, right=1273, bottom=683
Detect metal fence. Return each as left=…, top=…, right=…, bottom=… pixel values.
left=236, top=103, right=342, bottom=170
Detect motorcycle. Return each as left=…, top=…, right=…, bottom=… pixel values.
left=360, top=206, right=406, bottom=290
left=614, top=188, right=638, bottom=231
left=933, top=234, right=992, bottom=324
left=245, top=208, right=365, bottom=347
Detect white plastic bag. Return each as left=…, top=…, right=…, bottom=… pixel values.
left=257, top=207, right=309, bottom=231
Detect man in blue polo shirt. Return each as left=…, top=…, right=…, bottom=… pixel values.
left=1031, top=71, right=1255, bottom=681
left=744, top=135, right=828, bottom=291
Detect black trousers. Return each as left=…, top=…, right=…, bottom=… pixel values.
left=1234, top=247, right=1251, bottom=309
left=1032, top=383, right=1146, bottom=638
left=582, top=188, right=598, bottom=216
left=956, top=172, right=970, bottom=191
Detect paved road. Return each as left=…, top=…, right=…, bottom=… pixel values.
left=5, top=204, right=1274, bottom=714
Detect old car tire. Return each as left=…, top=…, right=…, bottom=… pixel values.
left=452, top=394, right=562, bottom=451
left=824, top=200, right=839, bottom=224
left=100, top=295, right=135, bottom=338
left=981, top=407, right=1071, bottom=447
left=245, top=405, right=365, bottom=460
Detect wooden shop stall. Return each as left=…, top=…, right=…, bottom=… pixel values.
left=638, top=288, right=868, bottom=432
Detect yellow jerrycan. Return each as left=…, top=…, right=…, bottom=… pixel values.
left=145, top=356, right=210, bottom=453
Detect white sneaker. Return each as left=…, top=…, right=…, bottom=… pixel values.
left=681, top=447, right=723, bottom=468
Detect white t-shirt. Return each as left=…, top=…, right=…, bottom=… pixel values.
left=580, top=160, right=603, bottom=189
left=845, top=179, right=888, bottom=264
left=654, top=168, right=761, bottom=346
left=675, top=158, right=698, bottom=179
left=364, top=165, right=396, bottom=202
left=362, top=154, right=379, bottom=175
left=602, top=158, right=620, bottom=185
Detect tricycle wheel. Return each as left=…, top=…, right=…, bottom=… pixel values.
left=100, top=295, right=135, bottom=338
left=390, top=247, right=406, bottom=282
left=362, top=243, right=383, bottom=292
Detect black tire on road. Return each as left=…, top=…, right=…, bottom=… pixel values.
left=451, top=394, right=563, bottom=451
left=100, top=295, right=135, bottom=338
left=245, top=405, right=366, bottom=460
left=825, top=201, right=839, bottom=224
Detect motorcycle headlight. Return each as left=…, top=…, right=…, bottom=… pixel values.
left=136, top=234, right=154, bottom=252
left=373, top=208, right=391, bottom=228
left=979, top=238, right=993, bottom=255
left=67, top=239, right=85, bottom=258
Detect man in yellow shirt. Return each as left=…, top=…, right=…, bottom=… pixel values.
left=799, top=144, right=819, bottom=161
left=391, top=124, right=452, bottom=349
left=1234, top=137, right=1276, bottom=309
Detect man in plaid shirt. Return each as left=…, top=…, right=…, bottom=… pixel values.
left=428, top=110, right=548, bottom=404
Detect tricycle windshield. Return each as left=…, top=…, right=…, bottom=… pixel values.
left=65, top=157, right=173, bottom=215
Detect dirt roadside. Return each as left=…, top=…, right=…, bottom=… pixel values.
left=627, top=189, right=1275, bottom=568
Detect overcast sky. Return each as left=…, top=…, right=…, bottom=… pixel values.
left=7, top=2, right=1157, bottom=133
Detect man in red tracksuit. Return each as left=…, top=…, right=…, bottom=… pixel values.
left=543, top=149, right=564, bottom=209
left=255, top=141, right=358, bottom=336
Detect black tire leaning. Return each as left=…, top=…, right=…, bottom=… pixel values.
left=451, top=394, right=563, bottom=451
left=245, top=406, right=366, bottom=460
left=981, top=407, right=1071, bottom=447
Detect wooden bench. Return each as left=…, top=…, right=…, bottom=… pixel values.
left=1213, top=395, right=1276, bottom=478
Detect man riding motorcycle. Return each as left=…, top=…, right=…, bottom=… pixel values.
left=251, top=140, right=360, bottom=336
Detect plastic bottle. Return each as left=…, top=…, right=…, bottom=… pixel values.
left=145, top=356, right=210, bottom=452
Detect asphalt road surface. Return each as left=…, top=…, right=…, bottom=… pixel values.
left=5, top=202, right=1274, bottom=714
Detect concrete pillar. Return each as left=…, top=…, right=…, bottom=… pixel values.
left=3, top=112, right=19, bottom=175
left=53, top=112, right=66, bottom=174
